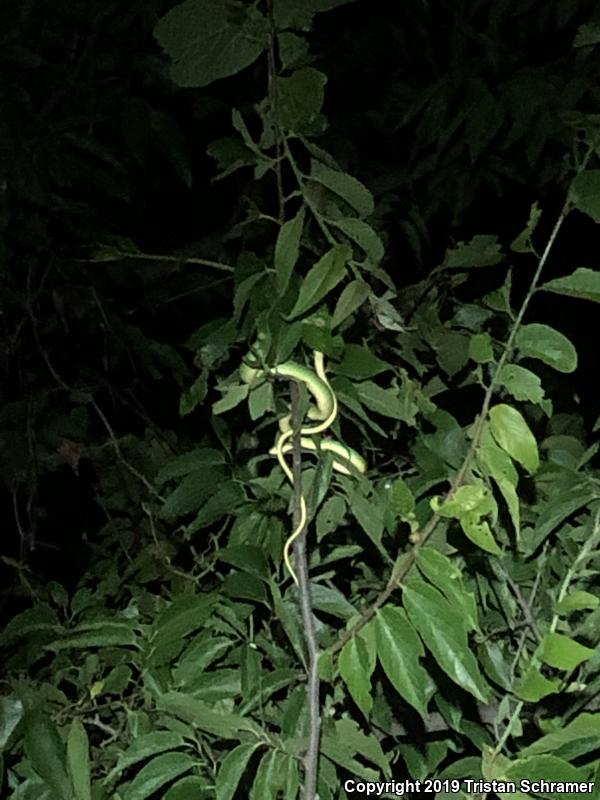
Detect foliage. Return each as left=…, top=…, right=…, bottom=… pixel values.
left=2, top=1, right=600, bottom=799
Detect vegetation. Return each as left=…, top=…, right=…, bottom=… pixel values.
left=2, top=1, right=600, bottom=798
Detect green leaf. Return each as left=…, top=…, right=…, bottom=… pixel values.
left=331, top=279, right=370, bottom=328
left=320, top=734, right=378, bottom=783
left=469, top=332, right=494, bottom=363
left=443, top=235, right=503, bottom=269
left=375, top=606, right=433, bottom=719
left=24, top=712, right=70, bottom=798
left=156, top=693, right=259, bottom=738
left=180, top=373, right=208, bottom=416
left=435, top=482, right=491, bottom=519
left=356, top=380, right=417, bottom=423
left=569, top=169, right=600, bottom=222
left=496, top=364, right=545, bottom=406
left=521, top=713, right=600, bottom=758
left=123, top=752, right=196, bottom=800
left=505, top=755, right=586, bottom=797
left=339, top=631, right=374, bottom=716
left=434, top=329, right=470, bottom=376
left=248, top=380, right=274, bottom=420
left=177, top=669, right=240, bottom=703
left=462, top=513, right=502, bottom=555
left=310, top=160, right=374, bottom=218
left=0, top=694, right=23, bottom=751
left=556, top=591, right=599, bottom=614
left=310, top=583, right=358, bottom=620
left=277, top=32, right=309, bottom=69
left=174, top=636, right=232, bottom=689
left=574, top=22, right=600, bottom=47
left=161, top=467, right=226, bottom=518
left=539, top=632, right=595, bottom=671
left=186, top=482, right=246, bottom=533
left=516, top=323, right=577, bottom=373
left=385, top=477, right=416, bottom=521
left=46, top=622, right=137, bottom=652
left=285, top=244, right=350, bottom=320
left=156, top=448, right=225, bottom=483
left=316, top=495, right=347, bottom=541
left=106, top=733, right=187, bottom=781
left=151, top=595, right=215, bottom=660
left=103, top=664, right=132, bottom=694
left=282, top=755, right=300, bottom=799
left=0, top=604, right=59, bottom=646
left=511, top=202, right=542, bottom=254
left=335, top=345, right=390, bottom=380
left=478, top=641, right=512, bottom=691
left=216, top=742, right=262, bottom=800
left=239, top=669, right=297, bottom=716
left=433, top=479, right=500, bottom=554
left=275, top=208, right=305, bottom=295
left=403, top=581, right=490, bottom=703
left=527, top=485, right=598, bottom=553
left=212, top=383, right=249, bottom=414
left=274, top=0, right=356, bottom=31
left=154, top=0, right=268, bottom=89
left=277, top=67, right=327, bottom=133
left=350, top=492, right=385, bottom=553
left=489, top=404, right=539, bottom=474
left=334, top=718, right=391, bottom=777
left=67, top=721, right=92, bottom=800
left=250, top=751, right=279, bottom=799
left=333, top=218, right=384, bottom=263
left=416, top=548, right=478, bottom=631
left=477, top=428, right=520, bottom=536
left=207, top=136, right=254, bottom=179
left=164, top=777, right=211, bottom=799
left=219, top=545, right=269, bottom=578
left=539, top=267, right=600, bottom=304
left=514, top=664, right=559, bottom=702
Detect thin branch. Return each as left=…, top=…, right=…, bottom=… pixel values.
left=329, top=196, right=573, bottom=658
left=501, top=568, right=541, bottom=643
left=266, top=0, right=285, bottom=224
left=79, top=250, right=234, bottom=273
left=290, top=381, right=321, bottom=800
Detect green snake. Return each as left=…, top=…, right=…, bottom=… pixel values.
left=240, top=350, right=365, bottom=584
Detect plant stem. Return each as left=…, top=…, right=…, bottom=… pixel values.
left=83, top=250, right=234, bottom=273
left=290, top=381, right=321, bottom=799
left=329, top=198, right=572, bottom=658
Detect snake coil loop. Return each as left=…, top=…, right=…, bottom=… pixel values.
left=241, top=349, right=365, bottom=584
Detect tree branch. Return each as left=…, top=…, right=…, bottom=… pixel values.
left=289, top=381, right=321, bottom=800
left=329, top=196, right=572, bottom=658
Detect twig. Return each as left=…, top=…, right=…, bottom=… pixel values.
left=329, top=195, right=573, bottom=658
left=80, top=250, right=234, bottom=273
left=266, top=0, right=285, bottom=224
left=499, top=567, right=541, bottom=643
left=290, top=381, right=321, bottom=800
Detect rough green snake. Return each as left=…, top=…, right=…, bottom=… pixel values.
left=240, top=350, right=366, bottom=584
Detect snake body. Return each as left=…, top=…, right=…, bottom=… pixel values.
left=241, top=350, right=365, bottom=584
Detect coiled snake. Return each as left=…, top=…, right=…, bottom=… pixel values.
left=241, top=351, right=366, bottom=584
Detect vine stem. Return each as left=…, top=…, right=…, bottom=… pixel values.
left=329, top=197, right=572, bottom=657
left=290, top=382, right=321, bottom=800
left=80, top=250, right=234, bottom=273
